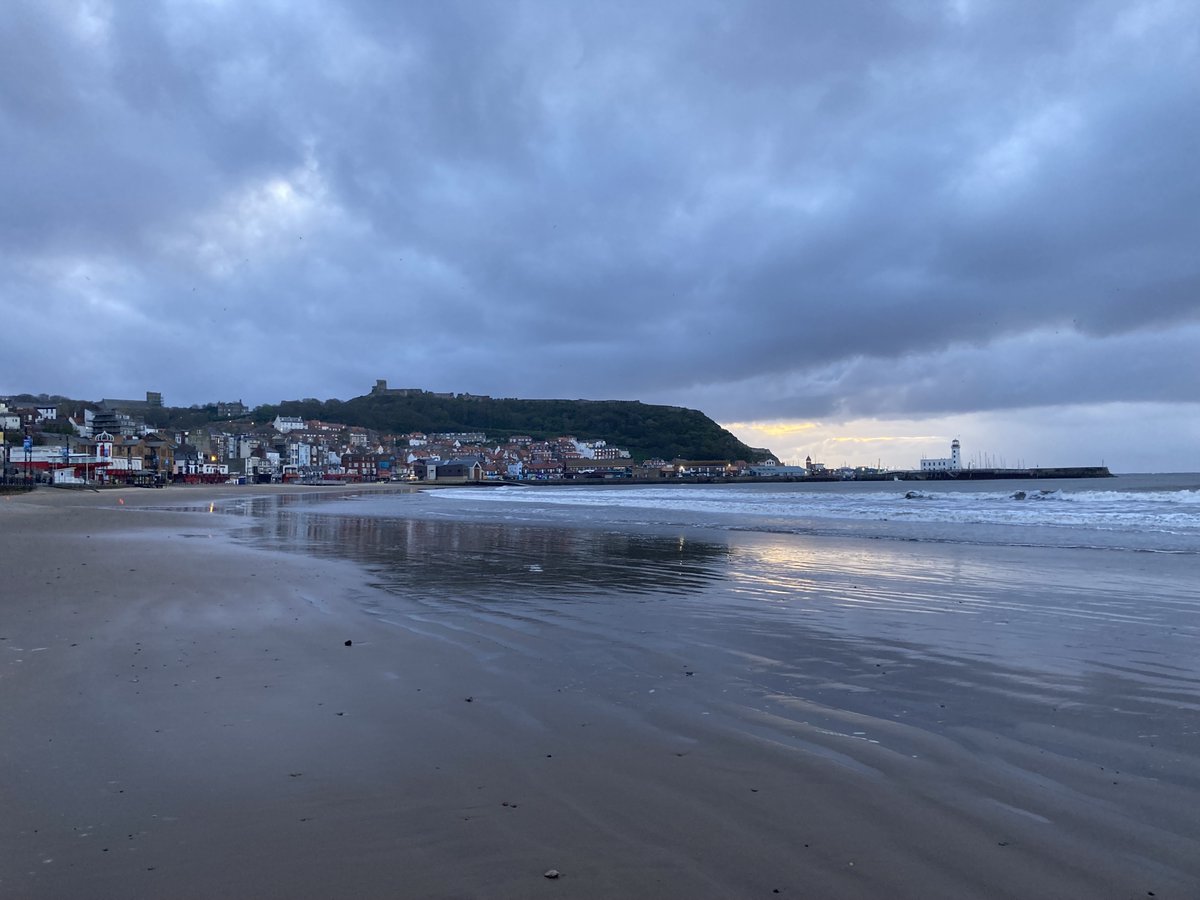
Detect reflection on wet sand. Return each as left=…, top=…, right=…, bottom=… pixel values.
left=250, top=503, right=1200, bottom=834
left=203, top=491, right=1200, bottom=895
left=237, top=500, right=1200, bottom=753
left=249, top=508, right=731, bottom=601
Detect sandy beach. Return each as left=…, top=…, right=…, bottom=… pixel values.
left=2, top=484, right=1197, bottom=899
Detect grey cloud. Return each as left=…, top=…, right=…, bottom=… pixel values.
left=1, top=0, right=1197, bottom=421
left=674, top=324, right=1200, bottom=423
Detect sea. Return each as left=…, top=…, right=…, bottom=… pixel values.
left=420, top=472, right=1200, bottom=555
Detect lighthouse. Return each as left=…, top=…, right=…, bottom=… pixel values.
left=920, top=439, right=963, bottom=472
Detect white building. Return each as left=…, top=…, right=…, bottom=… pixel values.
left=273, top=415, right=306, bottom=433
left=747, top=464, right=808, bottom=477
left=921, top=439, right=962, bottom=472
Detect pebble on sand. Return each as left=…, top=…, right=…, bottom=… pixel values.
left=543, top=869, right=560, bottom=879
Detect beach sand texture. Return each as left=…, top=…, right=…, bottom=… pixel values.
left=2, top=485, right=1197, bottom=899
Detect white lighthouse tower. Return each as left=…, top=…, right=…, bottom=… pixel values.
left=951, top=439, right=961, bottom=471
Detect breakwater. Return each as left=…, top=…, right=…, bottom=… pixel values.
left=486, top=465, right=1113, bottom=487
left=880, top=466, right=1112, bottom=481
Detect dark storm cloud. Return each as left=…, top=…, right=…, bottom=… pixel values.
left=672, top=322, right=1200, bottom=423
left=1, top=0, right=1197, bottom=418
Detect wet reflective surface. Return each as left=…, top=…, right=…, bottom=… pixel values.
left=246, top=498, right=732, bottom=601
left=211, top=490, right=1200, bottom=775
left=83, top=484, right=1200, bottom=895
left=9, top=485, right=1199, bottom=898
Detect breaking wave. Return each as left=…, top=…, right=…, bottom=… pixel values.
left=427, top=476, right=1200, bottom=554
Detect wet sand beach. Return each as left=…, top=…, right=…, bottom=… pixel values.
left=2, top=485, right=1198, bottom=898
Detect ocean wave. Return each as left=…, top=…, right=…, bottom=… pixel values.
left=428, top=481, right=1200, bottom=552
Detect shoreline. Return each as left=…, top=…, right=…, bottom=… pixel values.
left=2, top=486, right=1197, bottom=898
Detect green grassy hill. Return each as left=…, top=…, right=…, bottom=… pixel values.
left=255, top=393, right=772, bottom=463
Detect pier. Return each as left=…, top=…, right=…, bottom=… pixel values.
left=866, top=466, right=1113, bottom=482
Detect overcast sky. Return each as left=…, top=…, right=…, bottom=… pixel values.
left=2, top=1, right=1197, bottom=471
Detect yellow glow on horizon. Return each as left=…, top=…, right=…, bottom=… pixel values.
left=826, top=435, right=939, bottom=445
left=722, top=419, right=937, bottom=447
left=721, top=417, right=965, bottom=469
left=723, top=421, right=820, bottom=438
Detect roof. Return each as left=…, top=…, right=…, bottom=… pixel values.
left=441, top=457, right=483, bottom=468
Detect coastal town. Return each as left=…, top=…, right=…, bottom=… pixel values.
left=2, top=389, right=851, bottom=487
left=2, top=387, right=1110, bottom=488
